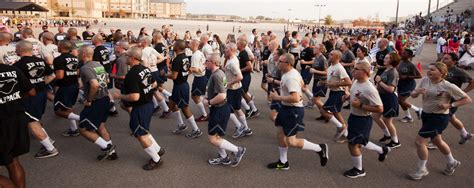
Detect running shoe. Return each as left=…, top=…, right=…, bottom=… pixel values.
left=344, top=167, right=366, bottom=178
left=459, top=133, right=473, bottom=145
left=34, top=148, right=59, bottom=159
left=143, top=158, right=163, bottom=171
left=409, top=168, right=429, bottom=180
left=385, top=141, right=401, bottom=149
left=208, top=155, right=232, bottom=165
left=172, top=124, right=187, bottom=134
left=318, top=144, right=329, bottom=166
left=267, top=160, right=290, bottom=170
left=443, top=160, right=461, bottom=176
left=185, top=129, right=203, bottom=138
left=400, top=116, right=414, bottom=123
left=195, top=115, right=209, bottom=122
left=231, top=147, right=246, bottom=167
left=62, top=129, right=80, bottom=137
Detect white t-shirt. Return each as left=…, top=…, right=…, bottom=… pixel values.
left=418, top=78, right=467, bottom=114
left=224, top=56, right=242, bottom=90
left=201, top=43, right=213, bottom=58
left=191, top=50, right=206, bottom=77
left=280, top=68, right=304, bottom=107
left=436, top=37, right=447, bottom=53
left=24, top=37, right=51, bottom=60
left=44, top=43, right=60, bottom=58
left=327, top=62, right=349, bottom=91
left=350, top=80, right=383, bottom=116
left=141, top=46, right=162, bottom=72
left=0, top=45, right=19, bottom=65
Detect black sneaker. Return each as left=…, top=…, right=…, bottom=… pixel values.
left=267, top=160, right=290, bottom=170
left=159, top=111, right=172, bottom=119
left=378, top=135, right=391, bottom=143
left=242, top=128, right=253, bottom=136
left=378, top=146, right=390, bottom=162
left=62, top=129, right=80, bottom=137
left=343, top=104, right=351, bottom=109
left=172, top=124, right=187, bottom=134
left=158, top=147, right=165, bottom=156
left=415, top=109, right=422, bottom=119
left=143, top=158, right=163, bottom=171
left=109, top=110, right=119, bottom=116
left=385, top=141, right=401, bottom=149
left=97, top=144, right=116, bottom=161
left=107, top=151, right=118, bottom=160
left=249, top=110, right=260, bottom=118
left=231, top=147, right=246, bottom=167
left=315, top=116, right=326, bottom=121
left=344, top=167, right=366, bottom=178
left=245, top=110, right=252, bottom=118
left=208, top=155, right=232, bottom=165
left=34, top=148, right=59, bottom=159
left=318, top=144, right=329, bottom=166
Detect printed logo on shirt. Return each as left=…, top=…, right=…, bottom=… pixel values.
left=94, top=66, right=108, bottom=89
left=182, top=58, right=190, bottom=76
left=3, top=51, right=19, bottom=65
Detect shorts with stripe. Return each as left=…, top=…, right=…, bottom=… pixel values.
left=54, top=84, right=79, bottom=111
left=191, top=76, right=208, bottom=96
left=347, top=114, right=373, bottom=146
left=419, top=112, right=449, bottom=139
left=170, top=82, right=190, bottom=108
left=380, top=92, right=399, bottom=118
left=24, top=90, right=47, bottom=122
left=208, top=105, right=231, bottom=136
left=129, top=102, right=154, bottom=137
left=275, top=105, right=305, bottom=137
left=79, top=96, right=110, bottom=131
left=323, top=90, right=345, bottom=113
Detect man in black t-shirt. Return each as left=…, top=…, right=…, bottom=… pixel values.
left=299, top=37, right=315, bottom=108
left=92, top=35, right=117, bottom=115
left=375, top=39, right=389, bottom=76
left=113, top=46, right=164, bottom=171
left=53, top=41, right=82, bottom=137
left=0, top=62, right=35, bottom=188
left=237, top=39, right=259, bottom=119
left=13, top=41, right=58, bottom=159
left=260, top=36, right=271, bottom=91
left=167, top=40, right=203, bottom=138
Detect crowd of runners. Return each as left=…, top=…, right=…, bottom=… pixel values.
left=0, top=19, right=473, bottom=188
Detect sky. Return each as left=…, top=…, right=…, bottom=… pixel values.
left=185, top=0, right=454, bottom=21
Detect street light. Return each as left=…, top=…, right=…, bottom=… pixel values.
left=287, top=9, right=292, bottom=32
left=315, top=4, right=326, bottom=27
left=395, top=0, right=399, bottom=26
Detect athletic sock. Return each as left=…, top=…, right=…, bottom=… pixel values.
left=40, top=137, right=55, bottom=151
left=229, top=113, right=242, bottom=129
left=219, top=139, right=238, bottom=153
left=304, top=89, right=313, bottom=100
left=248, top=100, right=257, bottom=111
left=404, top=109, right=412, bottom=118
left=460, top=128, right=469, bottom=137
left=67, top=113, right=80, bottom=121
left=410, top=105, right=420, bottom=112
left=329, top=116, right=343, bottom=128
left=363, top=141, right=383, bottom=154
left=302, top=139, right=322, bottom=152
left=238, top=115, right=248, bottom=129
left=218, top=148, right=227, bottom=158
left=391, top=136, right=399, bottom=143
left=382, top=128, right=391, bottom=137
left=173, top=111, right=184, bottom=126
left=70, top=120, right=78, bottom=131
left=446, top=153, right=456, bottom=164
left=352, top=155, right=363, bottom=170
left=241, top=98, right=250, bottom=111
left=152, top=97, right=159, bottom=108
left=94, top=137, right=108, bottom=149
left=417, top=159, right=427, bottom=169
left=149, top=134, right=161, bottom=152
left=144, top=146, right=161, bottom=162
left=159, top=99, right=169, bottom=112
left=279, top=147, right=288, bottom=163
left=186, top=116, right=199, bottom=131
left=196, top=102, right=208, bottom=117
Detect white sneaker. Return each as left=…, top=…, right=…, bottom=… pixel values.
left=443, top=160, right=461, bottom=176
left=409, top=168, right=429, bottom=180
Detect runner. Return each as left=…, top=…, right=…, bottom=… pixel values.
left=189, top=39, right=209, bottom=122
left=309, top=44, right=328, bottom=120
left=397, top=49, right=422, bottom=123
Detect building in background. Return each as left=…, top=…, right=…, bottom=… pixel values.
left=149, top=0, right=186, bottom=18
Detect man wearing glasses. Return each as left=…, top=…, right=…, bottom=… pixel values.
left=13, top=24, right=22, bottom=42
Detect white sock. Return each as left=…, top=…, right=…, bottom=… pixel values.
left=159, top=99, right=169, bottom=112
left=410, top=105, right=420, bottom=112
left=152, top=97, right=159, bottom=108
left=304, top=89, right=313, bottom=100
left=363, top=141, right=383, bottom=154
left=144, top=146, right=161, bottom=162
left=67, top=113, right=80, bottom=121
left=417, top=159, right=427, bottom=169
left=343, top=128, right=348, bottom=137
left=219, top=139, right=238, bottom=153
left=229, top=113, right=242, bottom=129
left=173, top=111, right=184, bottom=126
left=109, top=101, right=116, bottom=111
left=94, top=137, right=108, bottom=149
left=162, top=90, right=172, bottom=98
left=248, top=100, right=257, bottom=111
left=391, top=136, right=399, bottom=143
left=186, top=116, right=199, bottom=131
left=241, top=98, right=250, bottom=111
left=149, top=134, right=161, bottom=152
left=352, top=155, right=363, bottom=170
left=196, top=102, right=208, bottom=117
left=404, top=109, right=412, bottom=118
left=382, top=128, right=391, bottom=137
left=238, top=115, right=248, bottom=129
left=460, top=128, right=469, bottom=137
left=302, top=139, right=322, bottom=152
left=70, top=120, right=78, bottom=131
left=446, top=153, right=456, bottom=164
left=40, top=137, right=55, bottom=151
left=218, top=148, right=227, bottom=158
left=107, top=140, right=113, bottom=145
left=279, top=147, right=288, bottom=163
left=329, top=116, right=343, bottom=128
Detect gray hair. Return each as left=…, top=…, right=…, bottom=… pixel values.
left=127, top=46, right=142, bottom=61
left=16, top=40, right=33, bottom=54
left=281, top=53, right=295, bottom=66
left=79, top=45, right=94, bottom=61
left=139, top=36, right=152, bottom=45
left=208, top=53, right=221, bottom=66
left=226, top=42, right=237, bottom=51
left=117, top=40, right=130, bottom=50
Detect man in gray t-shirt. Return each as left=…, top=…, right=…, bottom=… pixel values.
left=81, top=61, right=109, bottom=100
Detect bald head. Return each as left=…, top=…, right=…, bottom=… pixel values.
left=16, top=41, right=33, bottom=56
left=92, top=34, right=104, bottom=45
left=200, top=35, right=209, bottom=44
left=21, top=28, right=34, bottom=39
left=79, top=45, right=94, bottom=62
left=0, top=32, right=12, bottom=45
left=139, top=36, right=152, bottom=47
left=42, top=32, right=54, bottom=43
left=116, top=40, right=129, bottom=52
left=173, top=39, right=186, bottom=53
left=126, top=46, right=143, bottom=65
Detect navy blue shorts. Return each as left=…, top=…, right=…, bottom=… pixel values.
left=449, top=107, right=458, bottom=117
left=242, top=73, right=251, bottom=93
left=191, top=76, right=208, bottom=96
left=347, top=114, right=373, bottom=146
left=301, top=69, right=313, bottom=85
left=79, top=96, right=110, bottom=131
left=105, top=66, right=114, bottom=89
left=208, top=105, right=231, bottom=136
left=54, top=84, right=79, bottom=111
left=275, top=106, right=305, bottom=137
left=0, top=113, right=29, bottom=166
left=419, top=112, right=450, bottom=139
left=397, top=80, right=416, bottom=97
left=23, top=90, right=47, bottom=122
left=170, top=82, right=190, bottom=108
left=155, top=69, right=168, bottom=84
left=323, top=90, right=345, bottom=113
left=151, top=71, right=162, bottom=84
left=129, top=102, right=154, bottom=137
left=227, top=88, right=242, bottom=111
left=380, top=92, right=399, bottom=118
left=312, top=79, right=327, bottom=97
left=270, top=100, right=282, bottom=111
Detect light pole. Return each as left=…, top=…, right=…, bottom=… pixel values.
left=315, top=4, right=326, bottom=27
left=287, top=9, right=292, bottom=32
left=395, top=0, right=399, bottom=26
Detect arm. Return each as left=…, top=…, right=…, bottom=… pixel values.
left=86, top=79, right=100, bottom=101
left=228, top=72, right=243, bottom=86
left=44, top=74, right=56, bottom=85
left=451, top=95, right=472, bottom=108
left=241, top=61, right=252, bottom=72
left=378, top=81, right=396, bottom=93
left=342, top=59, right=356, bottom=67
left=309, top=68, right=327, bottom=75
left=209, top=93, right=227, bottom=105
left=167, top=70, right=178, bottom=80
left=327, top=77, right=352, bottom=87
left=274, top=91, right=300, bottom=103
left=118, top=93, right=140, bottom=102
left=55, top=70, right=64, bottom=80
left=463, top=79, right=474, bottom=93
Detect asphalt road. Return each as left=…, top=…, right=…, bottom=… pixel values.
left=1, top=44, right=474, bottom=188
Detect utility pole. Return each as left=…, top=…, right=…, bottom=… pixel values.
left=427, top=0, right=431, bottom=18
left=395, top=0, right=399, bottom=26
left=316, top=4, right=326, bottom=27
left=287, top=9, right=292, bottom=32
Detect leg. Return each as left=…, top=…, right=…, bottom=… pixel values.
left=6, top=158, right=25, bottom=188
left=383, top=117, right=398, bottom=143
left=28, top=121, right=47, bottom=141
left=0, top=175, right=15, bottom=188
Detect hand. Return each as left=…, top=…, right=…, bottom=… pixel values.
left=374, top=75, right=382, bottom=82
left=202, top=97, right=209, bottom=106
left=351, top=98, right=361, bottom=108
left=266, top=77, right=273, bottom=83
left=112, top=92, right=121, bottom=100
left=317, top=80, right=326, bottom=87
left=269, top=90, right=279, bottom=101
left=414, top=88, right=426, bottom=95
left=326, top=81, right=336, bottom=87
left=83, top=100, right=92, bottom=107
left=438, top=103, right=451, bottom=110
left=305, top=66, right=311, bottom=69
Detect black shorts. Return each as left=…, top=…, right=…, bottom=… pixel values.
left=227, top=88, right=242, bottom=111
left=275, top=106, right=305, bottom=137
left=380, top=92, right=399, bottom=118
left=79, top=96, right=110, bottom=131
left=323, top=90, right=345, bottom=113
left=347, top=114, right=373, bottom=146
left=270, top=100, right=282, bottom=112
left=54, top=84, right=79, bottom=111
left=208, top=105, right=231, bottom=136
left=312, top=79, right=327, bottom=97
left=170, top=82, right=190, bottom=108
left=129, top=102, right=154, bottom=137
left=301, top=69, right=313, bottom=85
left=241, top=73, right=251, bottom=93
left=419, top=112, right=450, bottom=139
left=449, top=107, right=458, bottom=117
left=397, top=80, right=416, bottom=97
left=191, top=76, right=208, bottom=97
left=24, top=90, right=47, bottom=122
left=0, top=113, right=29, bottom=166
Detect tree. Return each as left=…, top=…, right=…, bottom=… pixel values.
left=324, top=15, right=334, bottom=25
left=256, top=15, right=265, bottom=20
